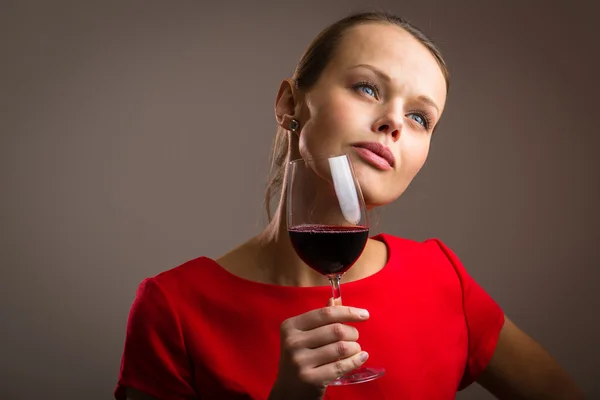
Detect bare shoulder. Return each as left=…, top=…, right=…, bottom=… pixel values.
left=367, top=237, right=387, bottom=258
left=124, top=387, right=157, bottom=400
left=477, top=316, right=586, bottom=399
left=343, top=237, right=388, bottom=282
left=364, top=237, right=388, bottom=272
left=215, top=237, right=263, bottom=281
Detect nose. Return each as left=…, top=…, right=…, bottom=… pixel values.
left=372, top=110, right=403, bottom=142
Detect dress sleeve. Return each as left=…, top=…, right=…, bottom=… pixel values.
left=114, top=277, right=197, bottom=400
left=431, top=239, right=506, bottom=390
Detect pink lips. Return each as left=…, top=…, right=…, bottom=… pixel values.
left=352, top=142, right=395, bottom=171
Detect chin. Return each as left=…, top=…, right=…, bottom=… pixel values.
left=353, top=167, right=401, bottom=203
left=359, top=183, right=404, bottom=210
left=363, top=193, right=396, bottom=210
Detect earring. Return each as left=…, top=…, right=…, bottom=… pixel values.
left=289, top=119, right=299, bottom=132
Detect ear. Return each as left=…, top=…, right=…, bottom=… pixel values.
left=275, top=78, right=302, bottom=132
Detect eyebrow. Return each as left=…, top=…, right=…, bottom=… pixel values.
left=347, top=63, right=440, bottom=114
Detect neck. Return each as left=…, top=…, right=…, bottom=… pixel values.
left=254, top=190, right=330, bottom=287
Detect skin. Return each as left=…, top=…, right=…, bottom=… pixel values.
left=126, top=23, right=585, bottom=400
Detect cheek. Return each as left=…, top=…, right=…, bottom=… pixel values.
left=298, top=95, right=359, bottom=159
left=400, top=136, right=431, bottom=175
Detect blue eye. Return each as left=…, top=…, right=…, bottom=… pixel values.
left=358, top=84, right=376, bottom=97
left=408, top=113, right=430, bottom=129
left=409, top=114, right=424, bottom=125
left=353, top=81, right=379, bottom=99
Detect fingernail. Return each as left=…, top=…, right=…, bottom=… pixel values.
left=359, top=352, right=369, bottom=362
left=358, top=309, right=370, bottom=319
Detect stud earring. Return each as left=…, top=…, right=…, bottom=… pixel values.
left=289, top=119, right=299, bottom=132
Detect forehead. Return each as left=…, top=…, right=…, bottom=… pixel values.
left=324, top=23, right=447, bottom=110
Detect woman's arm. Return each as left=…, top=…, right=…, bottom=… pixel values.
left=477, top=316, right=585, bottom=399
left=126, top=387, right=157, bottom=400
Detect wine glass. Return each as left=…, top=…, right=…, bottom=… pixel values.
left=286, top=153, right=385, bottom=385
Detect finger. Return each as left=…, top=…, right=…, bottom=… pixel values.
left=294, top=306, right=369, bottom=331
left=326, top=297, right=342, bottom=307
left=301, top=323, right=359, bottom=349
left=313, top=351, right=369, bottom=384
left=307, top=341, right=362, bottom=367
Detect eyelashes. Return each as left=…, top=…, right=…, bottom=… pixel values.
left=352, top=80, right=380, bottom=99
left=351, top=80, right=433, bottom=130
left=407, top=111, right=432, bottom=130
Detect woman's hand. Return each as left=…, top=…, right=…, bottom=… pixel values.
left=268, top=300, right=370, bottom=400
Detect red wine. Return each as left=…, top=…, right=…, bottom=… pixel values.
left=288, top=225, right=369, bottom=276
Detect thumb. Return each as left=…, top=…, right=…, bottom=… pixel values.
left=326, top=297, right=342, bottom=306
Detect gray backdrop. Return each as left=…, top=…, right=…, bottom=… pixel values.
left=1, top=0, right=598, bottom=399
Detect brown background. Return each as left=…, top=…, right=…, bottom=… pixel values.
left=1, top=1, right=598, bottom=399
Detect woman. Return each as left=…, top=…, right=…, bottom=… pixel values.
left=115, top=11, right=584, bottom=400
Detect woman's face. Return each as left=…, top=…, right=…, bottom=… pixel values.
left=295, top=23, right=447, bottom=208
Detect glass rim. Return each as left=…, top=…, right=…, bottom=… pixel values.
left=287, top=153, right=350, bottom=165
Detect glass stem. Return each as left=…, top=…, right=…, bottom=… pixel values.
left=329, top=274, right=342, bottom=305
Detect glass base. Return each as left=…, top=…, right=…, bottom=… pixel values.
left=328, top=366, right=385, bottom=386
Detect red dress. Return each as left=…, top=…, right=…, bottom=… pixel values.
left=115, top=234, right=504, bottom=399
